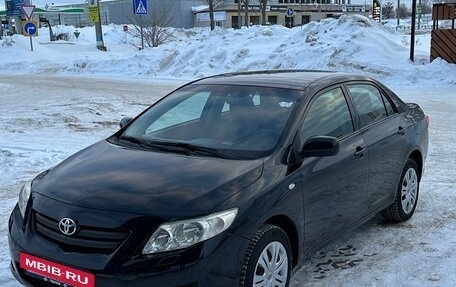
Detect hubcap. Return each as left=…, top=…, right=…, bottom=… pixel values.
left=253, top=241, right=288, bottom=287
left=401, top=167, right=418, bottom=214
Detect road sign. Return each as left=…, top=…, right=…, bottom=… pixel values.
left=134, top=0, right=148, bottom=15
left=286, top=8, right=293, bottom=17
left=88, top=6, right=99, bottom=23
left=6, top=0, right=25, bottom=16
left=23, top=21, right=38, bottom=36
left=21, top=5, right=35, bottom=19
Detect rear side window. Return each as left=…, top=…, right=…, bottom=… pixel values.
left=300, top=87, right=354, bottom=143
left=347, top=84, right=388, bottom=127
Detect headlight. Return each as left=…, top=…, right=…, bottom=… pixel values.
left=142, top=207, right=238, bottom=254
left=18, top=180, right=32, bottom=218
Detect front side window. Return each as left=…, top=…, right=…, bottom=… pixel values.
left=300, top=87, right=354, bottom=143
left=348, top=84, right=388, bottom=127
left=121, top=85, right=300, bottom=159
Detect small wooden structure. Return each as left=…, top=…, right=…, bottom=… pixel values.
left=431, top=4, right=456, bottom=63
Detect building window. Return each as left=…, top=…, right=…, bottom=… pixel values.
left=268, top=15, right=278, bottom=25
left=232, top=16, right=240, bottom=29
left=250, top=16, right=260, bottom=25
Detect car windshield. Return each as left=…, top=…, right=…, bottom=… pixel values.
left=120, top=84, right=300, bottom=159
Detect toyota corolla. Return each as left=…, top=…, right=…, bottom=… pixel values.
left=9, top=71, right=429, bottom=287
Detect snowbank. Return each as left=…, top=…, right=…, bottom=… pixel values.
left=0, top=15, right=454, bottom=86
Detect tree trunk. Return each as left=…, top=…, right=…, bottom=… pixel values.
left=261, top=0, right=267, bottom=25
left=237, top=0, right=241, bottom=28
left=209, top=1, right=215, bottom=30
left=244, top=0, right=249, bottom=27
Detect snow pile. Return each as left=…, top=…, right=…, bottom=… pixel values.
left=0, top=15, right=454, bottom=85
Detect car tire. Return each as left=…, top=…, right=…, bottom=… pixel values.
left=239, top=224, right=292, bottom=287
left=382, top=158, right=420, bottom=222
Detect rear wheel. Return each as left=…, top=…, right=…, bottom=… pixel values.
left=382, top=158, right=420, bottom=222
left=239, top=225, right=292, bottom=287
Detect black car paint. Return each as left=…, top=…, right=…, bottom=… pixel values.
left=9, top=71, right=428, bottom=287
left=32, top=140, right=263, bottom=216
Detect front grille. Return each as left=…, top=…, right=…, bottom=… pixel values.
left=34, top=211, right=129, bottom=254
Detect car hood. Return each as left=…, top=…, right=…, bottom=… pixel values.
left=33, top=140, right=263, bottom=216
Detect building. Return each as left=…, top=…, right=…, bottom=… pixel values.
left=1, top=0, right=369, bottom=34
left=31, top=0, right=203, bottom=28
left=193, top=1, right=369, bottom=29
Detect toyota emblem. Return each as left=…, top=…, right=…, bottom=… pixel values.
left=58, top=218, right=77, bottom=236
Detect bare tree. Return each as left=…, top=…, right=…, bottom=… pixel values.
left=242, top=0, right=251, bottom=27
left=396, top=3, right=411, bottom=19
left=420, top=0, right=432, bottom=14
left=260, top=0, right=268, bottom=25
left=382, top=1, right=394, bottom=19
left=201, top=0, right=225, bottom=30
left=128, top=1, right=174, bottom=48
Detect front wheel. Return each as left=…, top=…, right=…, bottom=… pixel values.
left=239, top=225, right=292, bottom=287
left=382, top=158, right=420, bottom=222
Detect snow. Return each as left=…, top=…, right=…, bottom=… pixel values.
left=1, top=15, right=455, bottom=85
left=192, top=5, right=209, bottom=12
left=1, top=14, right=456, bottom=286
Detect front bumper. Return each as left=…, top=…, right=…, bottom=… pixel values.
left=9, top=204, right=249, bottom=287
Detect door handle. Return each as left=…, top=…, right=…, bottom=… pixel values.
left=398, top=126, right=406, bottom=135
left=354, top=146, right=367, bottom=159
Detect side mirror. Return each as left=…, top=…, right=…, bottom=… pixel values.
left=119, top=117, right=133, bottom=128
left=301, top=136, right=339, bottom=157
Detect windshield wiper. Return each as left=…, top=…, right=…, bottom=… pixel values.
left=149, top=141, right=239, bottom=160
left=118, top=136, right=191, bottom=155
left=119, top=136, right=238, bottom=159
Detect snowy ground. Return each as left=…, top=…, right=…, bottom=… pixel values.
left=0, top=14, right=455, bottom=286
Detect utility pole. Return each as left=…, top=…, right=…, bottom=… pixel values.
left=397, top=0, right=400, bottom=26
left=95, top=0, right=106, bottom=50
left=410, top=0, right=417, bottom=61
left=89, top=0, right=106, bottom=51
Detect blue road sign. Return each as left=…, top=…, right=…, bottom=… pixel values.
left=286, top=8, right=294, bottom=17
left=133, top=0, right=148, bottom=15
left=23, top=21, right=37, bottom=36
left=6, top=0, right=26, bottom=16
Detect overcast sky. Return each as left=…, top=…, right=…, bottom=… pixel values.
left=0, top=0, right=83, bottom=10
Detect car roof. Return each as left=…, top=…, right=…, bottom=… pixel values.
left=193, top=70, right=374, bottom=91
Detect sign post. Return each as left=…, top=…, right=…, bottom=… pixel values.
left=21, top=5, right=36, bottom=51
left=285, top=8, right=293, bottom=28
left=133, top=0, right=148, bottom=50
left=89, top=0, right=106, bottom=51
left=22, top=20, right=38, bottom=50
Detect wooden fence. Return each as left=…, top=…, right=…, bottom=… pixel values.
left=431, top=4, right=456, bottom=63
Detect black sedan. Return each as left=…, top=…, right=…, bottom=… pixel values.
left=9, top=71, right=429, bottom=287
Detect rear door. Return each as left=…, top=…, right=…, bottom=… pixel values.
left=345, top=83, right=409, bottom=209
left=298, top=86, right=369, bottom=249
